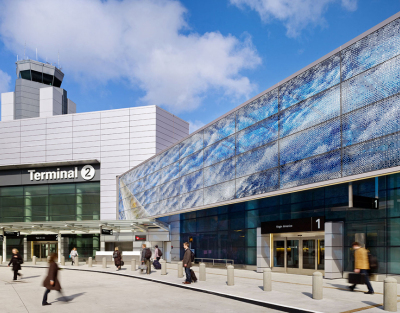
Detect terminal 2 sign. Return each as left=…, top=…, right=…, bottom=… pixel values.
left=261, top=217, right=325, bottom=234
left=28, top=164, right=96, bottom=182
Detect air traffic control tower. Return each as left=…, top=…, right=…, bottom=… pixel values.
left=1, top=59, right=76, bottom=121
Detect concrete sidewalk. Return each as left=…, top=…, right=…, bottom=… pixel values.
left=8, top=261, right=400, bottom=313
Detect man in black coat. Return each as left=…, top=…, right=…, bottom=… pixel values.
left=182, top=242, right=192, bottom=285
left=8, top=248, right=23, bottom=281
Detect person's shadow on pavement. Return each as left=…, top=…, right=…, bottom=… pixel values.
left=55, top=292, right=86, bottom=303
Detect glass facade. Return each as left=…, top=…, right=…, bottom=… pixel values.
left=119, top=17, right=400, bottom=220
left=0, top=182, right=100, bottom=223
left=170, top=172, right=398, bottom=274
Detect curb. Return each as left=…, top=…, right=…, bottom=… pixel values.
left=3, top=265, right=321, bottom=313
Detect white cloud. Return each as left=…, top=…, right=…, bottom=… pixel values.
left=230, top=0, right=358, bottom=37
left=188, top=120, right=206, bottom=133
left=0, top=69, right=11, bottom=95
left=0, top=0, right=261, bottom=113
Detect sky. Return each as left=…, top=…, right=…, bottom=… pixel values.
left=0, top=0, right=399, bottom=133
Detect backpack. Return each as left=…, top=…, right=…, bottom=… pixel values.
left=145, top=248, right=152, bottom=259
left=191, top=250, right=195, bottom=262
left=158, top=249, right=163, bottom=257
left=113, top=251, right=118, bottom=258
left=368, top=252, right=378, bottom=272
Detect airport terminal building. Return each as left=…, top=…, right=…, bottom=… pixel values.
left=118, top=13, right=400, bottom=279
left=0, top=59, right=189, bottom=262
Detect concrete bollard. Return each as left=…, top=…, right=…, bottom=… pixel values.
left=88, top=257, right=92, bottom=267
left=47, top=256, right=51, bottom=263
left=263, top=268, right=272, bottom=291
left=61, top=256, right=65, bottom=266
left=75, top=256, right=79, bottom=266
left=384, top=277, right=398, bottom=312
left=227, top=265, right=234, bottom=286
left=102, top=257, right=107, bottom=268
left=32, top=256, right=36, bottom=265
left=131, top=259, right=136, bottom=271
left=0, top=256, right=2, bottom=265
left=178, top=261, right=183, bottom=278
left=161, top=259, right=167, bottom=275
left=199, top=263, right=206, bottom=281
left=312, top=272, right=323, bottom=300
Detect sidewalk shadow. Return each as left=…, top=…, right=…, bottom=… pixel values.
left=56, top=292, right=86, bottom=302
left=362, top=301, right=383, bottom=310
left=302, top=292, right=313, bottom=299
left=21, top=275, right=41, bottom=280
left=328, top=283, right=354, bottom=292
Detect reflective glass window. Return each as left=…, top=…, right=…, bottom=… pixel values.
left=179, top=131, right=203, bottom=159
left=236, top=115, right=278, bottom=154
left=179, top=150, right=203, bottom=177
left=280, top=85, right=340, bottom=138
left=279, top=54, right=340, bottom=110
left=342, top=55, right=400, bottom=113
left=204, top=180, right=235, bottom=206
left=180, top=169, right=203, bottom=194
left=20, top=70, right=31, bottom=80
left=236, top=89, right=278, bottom=131
left=280, top=150, right=341, bottom=189
left=236, top=168, right=279, bottom=199
left=204, top=158, right=235, bottom=187
left=31, top=70, right=42, bottom=83
left=236, top=142, right=278, bottom=178
left=204, top=113, right=235, bottom=147
left=342, top=94, right=400, bottom=147
left=342, top=18, right=400, bottom=81
left=343, top=132, right=400, bottom=177
left=203, top=136, right=235, bottom=167
left=280, top=118, right=341, bottom=165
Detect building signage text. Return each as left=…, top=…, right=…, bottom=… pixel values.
left=28, top=165, right=95, bottom=182
left=261, top=217, right=325, bottom=234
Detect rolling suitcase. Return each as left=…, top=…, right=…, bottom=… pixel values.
left=190, top=269, right=197, bottom=283
left=153, top=259, right=161, bottom=270
left=348, top=272, right=366, bottom=284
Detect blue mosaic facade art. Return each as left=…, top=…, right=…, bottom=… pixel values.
left=118, top=17, right=400, bottom=220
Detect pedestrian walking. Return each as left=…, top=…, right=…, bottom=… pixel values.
left=154, top=245, right=161, bottom=261
left=141, top=244, right=151, bottom=274
left=182, top=242, right=192, bottom=285
left=70, top=247, right=78, bottom=265
left=113, top=247, right=122, bottom=271
left=42, top=253, right=67, bottom=306
left=349, top=242, right=374, bottom=294
left=8, top=248, right=23, bottom=281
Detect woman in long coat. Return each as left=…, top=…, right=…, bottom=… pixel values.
left=8, top=248, right=23, bottom=281
left=113, top=247, right=122, bottom=271
left=42, top=253, right=61, bottom=306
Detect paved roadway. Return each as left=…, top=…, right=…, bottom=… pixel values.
left=0, top=267, right=280, bottom=313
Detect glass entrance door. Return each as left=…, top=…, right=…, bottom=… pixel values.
left=33, top=242, right=58, bottom=261
left=272, top=237, right=324, bottom=275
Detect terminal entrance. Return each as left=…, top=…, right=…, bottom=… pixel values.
left=272, top=235, right=324, bottom=275
left=32, top=241, right=58, bottom=261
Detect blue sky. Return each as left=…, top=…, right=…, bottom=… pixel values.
left=0, top=0, right=399, bottom=132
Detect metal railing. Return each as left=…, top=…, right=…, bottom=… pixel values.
left=194, top=258, right=234, bottom=266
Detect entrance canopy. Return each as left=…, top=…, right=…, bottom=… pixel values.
left=0, top=219, right=169, bottom=235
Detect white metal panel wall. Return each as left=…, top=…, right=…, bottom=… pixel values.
left=0, top=105, right=189, bottom=220
left=1, top=92, right=14, bottom=121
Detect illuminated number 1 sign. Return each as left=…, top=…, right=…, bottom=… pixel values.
left=316, top=219, right=320, bottom=229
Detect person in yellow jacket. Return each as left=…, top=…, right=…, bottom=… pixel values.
left=349, top=242, right=374, bottom=294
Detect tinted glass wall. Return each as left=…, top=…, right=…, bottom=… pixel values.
left=0, top=182, right=100, bottom=222
left=119, top=17, right=400, bottom=220
left=178, top=172, right=400, bottom=274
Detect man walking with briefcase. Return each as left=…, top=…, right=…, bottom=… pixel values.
left=348, top=242, right=374, bottom=294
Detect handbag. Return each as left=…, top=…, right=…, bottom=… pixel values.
left=121, top=261, right=125, bottom=266
left=140, top=264, right=147, bottom=271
